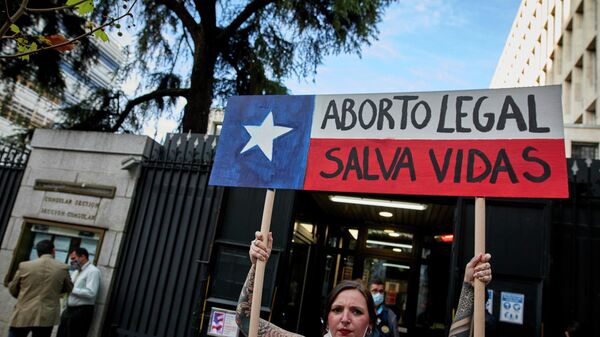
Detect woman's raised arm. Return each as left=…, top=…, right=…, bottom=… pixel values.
left=235, top=232, right=302, bottom=337
left=448, top=253, right=492, bottom=337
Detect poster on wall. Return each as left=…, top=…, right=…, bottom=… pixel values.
left=210, top=86, right=568, bottom=198
left=486, top=289, right=494, bottom=315
left=500, top=291, right=524, bottom=325
left=207, top=308, right=239, bottom=337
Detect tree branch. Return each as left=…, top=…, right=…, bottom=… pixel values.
left=0, top=0, right=29, bottom=38
left=110, top=87, right=190, bottom=132
left=155, top=0, right=199, bottom=40
left=0, top=0, right=137, bottom=59
left=219, top=0, right=275, bottom=41
left=26, top=0, right=87, bottom=13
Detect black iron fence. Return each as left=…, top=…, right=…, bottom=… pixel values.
left=544, top=158, right=600, bottom=337
left=104, top=133, right=223, bottom=337
left=0, top=143, right=29, bottom=245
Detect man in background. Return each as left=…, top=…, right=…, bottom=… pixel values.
left=57, top=247, right=101, bottom=337
left=369, top=278, right=399, bottom=337
left=7, top=240, right=73, bottom=337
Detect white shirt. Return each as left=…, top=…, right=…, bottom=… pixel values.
left=66, top=261, right=100, bottom=307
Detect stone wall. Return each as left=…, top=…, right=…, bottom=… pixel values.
left=0, top=130, right=154, bottom=337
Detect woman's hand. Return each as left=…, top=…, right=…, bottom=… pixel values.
left=464, top=253, right=492, bottom=286
left=249, top=231, right=273, bottom=265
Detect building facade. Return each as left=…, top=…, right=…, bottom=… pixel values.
left=0, top=130, right=153, bottom=337
left=0, top=39, right=125, bottom=137
left=491, top=0, right=599, bottom=159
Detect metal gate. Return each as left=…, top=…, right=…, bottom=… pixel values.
left=450, top=158, right=600, bottom=337
left=104, top=133, right=223, bottom=337
left=544, top=158, right=600, bottom=337
left=0, top=143, right=29, bottom=245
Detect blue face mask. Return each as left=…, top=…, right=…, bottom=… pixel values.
left=372, top=292, right=384, bottom=307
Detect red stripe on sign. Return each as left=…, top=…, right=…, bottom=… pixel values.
left=304, top=139, right=568, bottom=198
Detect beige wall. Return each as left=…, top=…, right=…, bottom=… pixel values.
left=0, top=130, right=154, bottom=337
left=491, top=0, right=600, bottom=158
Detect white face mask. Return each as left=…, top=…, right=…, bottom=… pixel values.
left=372, top=292, right=384, bottom=307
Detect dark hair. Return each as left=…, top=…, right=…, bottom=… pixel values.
left=324, top=280, right=376, bottom=331
left=35, top=240, right=54, bottom=256
left=75, top=247, right=89, bottom=259
left=368, top=278, right=384, bottom=287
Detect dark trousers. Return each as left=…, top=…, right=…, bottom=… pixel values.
left=8, top=326, right=53, bottom=337
left=57, top=305, right=94, bottom=337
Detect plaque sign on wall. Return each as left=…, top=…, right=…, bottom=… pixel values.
left=38, top=191, right=102, bottom=226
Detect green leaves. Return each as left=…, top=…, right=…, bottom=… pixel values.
left=16, top=41, right=38, bottom=61
left=67, top=0, right=95, bottom=16
left=94, top=29, right=109, bottom=42
left=10, top=24, right=20, bottom=34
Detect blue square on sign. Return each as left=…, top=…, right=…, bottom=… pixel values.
left=209, top=95, right=314, bottom=190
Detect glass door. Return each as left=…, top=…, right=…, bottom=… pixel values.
left=363, top=256, right=411, bottom=331
left=362, top=227, right=416, bottom=335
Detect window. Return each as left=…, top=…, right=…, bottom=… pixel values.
left=4, top=219, right=104, bottom=285
left=572, top=142, right=599, bottom=159
left=28, top=223, right=102, bottom=263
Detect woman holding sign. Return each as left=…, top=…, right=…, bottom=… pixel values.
left=236, top=232, right=492, bottom=337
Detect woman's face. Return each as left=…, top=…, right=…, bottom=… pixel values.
left=327, top=289, right=371, bottom=337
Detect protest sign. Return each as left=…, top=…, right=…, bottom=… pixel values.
left=210, top=86, right=567, bottom=198
left=208, top=86, right=568, bottom=337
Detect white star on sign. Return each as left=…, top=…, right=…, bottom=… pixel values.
left=240, top=111, right=292, bottom=161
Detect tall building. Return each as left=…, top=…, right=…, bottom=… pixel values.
left=0, top=38, right=125, bottom=137
left=491, top=0, right=599, bottom=159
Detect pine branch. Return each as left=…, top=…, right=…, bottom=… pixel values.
left=219, top=0, right=275, bottom=41
left=109, top=87, right=190, bottom=132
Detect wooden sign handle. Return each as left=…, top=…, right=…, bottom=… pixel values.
left=249, top=189, right=276, bottom=337
left=474, top=197, right=486, bottom=337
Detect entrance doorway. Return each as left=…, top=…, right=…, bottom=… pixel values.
left=279, top=191, right=456, bottom=337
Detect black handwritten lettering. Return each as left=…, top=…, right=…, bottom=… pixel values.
left=393, top=95, right=419, bottom=129
left=437, top=95, right=454, bottom=133
left=473, top=96, right=494, bottom=132
left=363, top=147, right=379, bottom=180
left=392, top=148, right=416, bottom=181
left=454, top=149, right=463, bottom=183
left=320, top=148, right=344, bottom=178
left=321, top=100, right=341, bottom=129
left=498, top=96, right=527, bottom=131
left=467, top=149, right=492, bottom=182
left=359, top=99, right=377, bottom=129
left=341, top=99, right=357, bottom=130
left=343, top=147, right=362, bottom=180
left=456, top=96, right=473, bottom=132
left=376, top=148, right=401, bottom=180
left=490, top=149, right=518, bottom=183
left=527, top=95, right=550, bottom=133
left=522, top=146, right=551, bottom=182
left=411, top=101, right=431, bottom=129
left=378, top=98, right=394, bottom=130
left=429, top=148, right=453, bottom=182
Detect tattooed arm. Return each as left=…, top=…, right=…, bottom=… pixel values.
left=235, top=232, right=303, bottom=337
left=448, top=253, right=492, bottom=337
left=448, top=282, right=475, bottom=337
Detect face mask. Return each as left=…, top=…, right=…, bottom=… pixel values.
left=70, top=260, right=80, bottom=271
left=372, top=292, right=384, bottom=307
